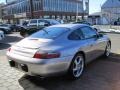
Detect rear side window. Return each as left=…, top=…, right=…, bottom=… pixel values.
left=68, top=29, right=84, bottom=40
left=30, top=27, right=69, bottom=39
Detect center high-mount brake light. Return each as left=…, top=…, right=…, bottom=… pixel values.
left=33, top=51, right=60, bottom=59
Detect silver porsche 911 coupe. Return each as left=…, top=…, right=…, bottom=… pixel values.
left=7, top=24, right=111, bottom=79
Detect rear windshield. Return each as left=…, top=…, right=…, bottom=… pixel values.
left=30, top=27, right=69, bottom=39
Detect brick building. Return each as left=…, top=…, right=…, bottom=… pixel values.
left=0, top=3, right=5, bottom=23
left=2, top=0, right=89, bottom=24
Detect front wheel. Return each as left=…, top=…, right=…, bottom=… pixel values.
left=20, top=31, right=29, bottom=38
left=68, top=53, right=85, bottom=79
left=104, top=42, right=111, bottom=57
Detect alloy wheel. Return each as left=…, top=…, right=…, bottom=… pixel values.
left=72, top=55, right=84, bottom=78
left=105, top=43, right=111, bottom=57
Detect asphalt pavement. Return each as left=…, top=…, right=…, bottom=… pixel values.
left=0, top=32, right=120, bottom=90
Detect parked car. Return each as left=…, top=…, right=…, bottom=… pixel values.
left=10, top=24, right=20, bottom=32
left=7, top=24, right=111, bottom=79
left=72, top=21, right=91, bottom=26
left=20, top=19, right=61, bottom=37
left=0, top=30, right=4, bottom=41
left=11, top=24, right=25, bottom=32
left=0, top=24, right=12, bottom=34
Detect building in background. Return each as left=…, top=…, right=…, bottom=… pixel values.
left=101, top=0, right=120, bottom=25
left=88, top=12, right=101, bottom=25
left=0, top=3, right=5, bottom=23
left=6, top=0, right=17, bottom=4
left=2, top=0, right=89, bottom=24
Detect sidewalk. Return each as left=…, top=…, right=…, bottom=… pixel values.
left=0, top=56, right=24, bottom=90
left=99, top=29, right=120, bottom=33
left=94, top=25, right=120, bottom=33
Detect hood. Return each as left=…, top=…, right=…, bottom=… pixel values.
left=15, top=37, right=53, bottom=49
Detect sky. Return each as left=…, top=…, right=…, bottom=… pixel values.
left=0, top=0, right=107, bottom=14
left=89, top=0, right=107, bottom=14
left=0, top=0, right=5, bottom=3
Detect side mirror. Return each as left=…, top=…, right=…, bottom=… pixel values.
left=94, top=28, right=101, bottom=33
left=94, top=28, right=98, bottom=32
left=98, top=33, right=103, bottom=38
left=93, top=34, right=103, bottom=39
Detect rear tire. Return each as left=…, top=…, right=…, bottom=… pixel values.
left=68, top=53, right=85, bottom=79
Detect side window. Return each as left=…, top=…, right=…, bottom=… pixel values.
left=80, top=27, right=97, bottom=39
left=68, top=29, right=84, bottom=40
left=29, top=20, right=37, bottom=24
left=38, top=20, right=46, bottom=26
left=50, top=20, right=60, bottom=25
left=38, top=20, right=49, bottom=26
left=29, top=20, right=37, bottom=26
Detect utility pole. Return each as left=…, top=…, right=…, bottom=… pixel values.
left=82, top=0, right=85, bottom=20
left=76, top=3, right=79, bottom=22
left=110, top=0, right=114, bottom=28
left=29, top=0, right=34, bottom=19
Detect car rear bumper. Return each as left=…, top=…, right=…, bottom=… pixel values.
left=7, top=53, right=73, bottom=77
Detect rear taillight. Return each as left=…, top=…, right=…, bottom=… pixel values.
left=33, top=51, right=60, bottom=59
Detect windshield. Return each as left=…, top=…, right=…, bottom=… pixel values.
left=30, top=27, right=69, bottom=39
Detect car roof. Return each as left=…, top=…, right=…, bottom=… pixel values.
left=29, top=19, right=57, bottom=21
left=48, top=24, right=89, bottom=30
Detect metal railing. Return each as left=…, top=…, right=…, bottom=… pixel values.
left=94, top=25, right=120, bottom=30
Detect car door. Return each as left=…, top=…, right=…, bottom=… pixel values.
left=68, top=28, right=94, bottom=62
left=80, top=26, right=102, bottom=62
left=90, top=28, right=107, bottom=56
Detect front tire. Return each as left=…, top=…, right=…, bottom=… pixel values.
left=104, top=42, right=111, bottom=57
left=68, top=53, right=85, bottom=79
left=20, top=31, right=29, bottom=37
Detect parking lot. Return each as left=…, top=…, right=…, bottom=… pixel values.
left=0, top=33, right=120, bottom=90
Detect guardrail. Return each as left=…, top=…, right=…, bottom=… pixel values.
left=93, top=25, right=120, bottom=30
left=93, top=25, right=120, bottom=34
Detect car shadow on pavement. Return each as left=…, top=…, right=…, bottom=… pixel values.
left=0, top=43, right=11, bottom=50
left=18, top=53, right=120, bottom=90
left=19, top=74, right=86, bottom=90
